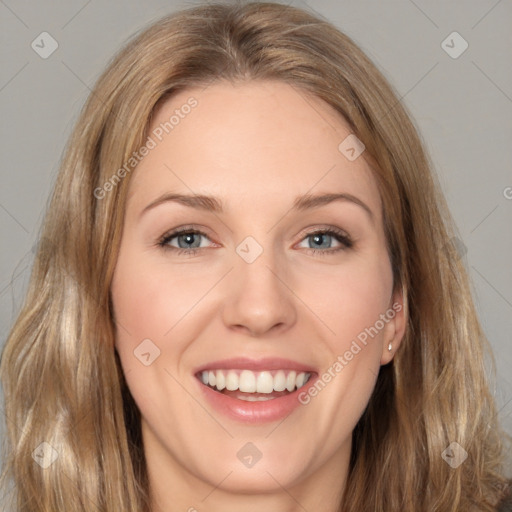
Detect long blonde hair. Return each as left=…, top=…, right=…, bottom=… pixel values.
left=1, top=2, right=510, bottom=510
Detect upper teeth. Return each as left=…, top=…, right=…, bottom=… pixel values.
left=200, top=369, right=311, bottom=393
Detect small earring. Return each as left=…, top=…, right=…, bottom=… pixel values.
left=388, top=342, right=393, bottom=352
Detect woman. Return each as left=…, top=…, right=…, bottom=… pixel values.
left=1, top=2, right=510, bottom=511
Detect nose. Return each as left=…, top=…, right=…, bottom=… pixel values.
left=221, top=246, right=297, bottom=338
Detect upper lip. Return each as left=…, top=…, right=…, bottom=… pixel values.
left=193, top=357, right=317, bottom=375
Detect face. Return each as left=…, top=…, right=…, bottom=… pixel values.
left=111, top=80, right=405, bottom=506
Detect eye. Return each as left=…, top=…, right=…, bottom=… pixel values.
left=157, top=225, right=353, bottom=257
left=157, top=227, right=213, bottom=256
left=296, top=227, right=353, bottom=256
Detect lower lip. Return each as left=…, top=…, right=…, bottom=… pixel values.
left=196, top=376, right=317, bottom=423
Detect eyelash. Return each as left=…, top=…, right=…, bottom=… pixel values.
left=157, top=225, right=353, bottom=257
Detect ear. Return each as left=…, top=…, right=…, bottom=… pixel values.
left=380, top=284, right=407, bottom=365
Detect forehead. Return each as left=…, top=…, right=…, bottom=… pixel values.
left=127, top=80, right=381, bottom=219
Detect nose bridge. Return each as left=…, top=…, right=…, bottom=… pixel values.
left=236, top=227, right=291, bottom=283
left=221, top=233, right=297, bottom=336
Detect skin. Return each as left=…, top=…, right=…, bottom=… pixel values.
left=111, top=80, right=406, bottom=512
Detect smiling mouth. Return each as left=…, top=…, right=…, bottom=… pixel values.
left=196, top=369, right=313, bottom=401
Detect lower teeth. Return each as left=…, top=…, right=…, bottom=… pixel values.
left=237, top=395, right=276, bottom=401
left=214, top=387, right=292, bottom=401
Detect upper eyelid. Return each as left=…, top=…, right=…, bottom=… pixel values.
left=161, top=225, right=350, bottom=238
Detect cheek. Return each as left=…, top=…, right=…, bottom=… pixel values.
left=111, top=249, right=200, bottom=345
left=297, top=253, right=393, bottom=433
left=300, top=253, right=393, bottom=349
left=110, top=247, right=171, bottom=383
left=110, top=253, right=191, bottom=430
left=110, top=246, right=218, bottom=392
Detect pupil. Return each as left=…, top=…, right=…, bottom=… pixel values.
left=313, top=234, right=329, bottom=248
left=179, top=233, right=198, bottom=248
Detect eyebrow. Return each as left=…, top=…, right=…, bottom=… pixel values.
left=140, top=191, right=374, bottom=221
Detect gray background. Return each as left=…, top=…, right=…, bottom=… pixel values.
left=1, top=0, right=511, bottom=464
